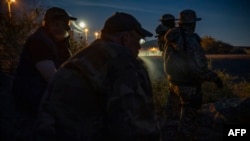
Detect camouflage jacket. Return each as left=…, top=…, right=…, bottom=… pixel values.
left=33, top=39, right=161, bottom=141
left=163, top=27, right=219, bottom=85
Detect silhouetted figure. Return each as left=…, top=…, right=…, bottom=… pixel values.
left=155, top=14, right=176, bottom=52
left=10, top=7, right=77, bottom=140
left=163, top=9, right=223, bottom=141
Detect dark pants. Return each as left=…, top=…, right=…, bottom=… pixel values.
left=165, top=83, right=202, bottom=137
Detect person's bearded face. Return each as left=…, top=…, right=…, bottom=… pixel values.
left=47, top=19, right=70, bottom=41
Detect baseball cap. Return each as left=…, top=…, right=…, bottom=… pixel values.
left=159, top=14, right=177, bottom=21
left=101, top=12, right=153, bottom=37
left=178, top=9, right=201, bottom=24
left=44, top=7, right=77, bottom=22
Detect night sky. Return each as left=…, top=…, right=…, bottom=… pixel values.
left=11, top=0, right=250, bottom=46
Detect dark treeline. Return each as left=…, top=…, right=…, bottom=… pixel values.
left=142, top=36, right=247, bottom=54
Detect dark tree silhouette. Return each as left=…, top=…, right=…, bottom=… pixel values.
left=201, top=35, right=234, bottom=54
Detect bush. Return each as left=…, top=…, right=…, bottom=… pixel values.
left=151, top=78, right=169, bottom=118
left=202, top=70, right=238, bottom=103
left=0, top=7, right=44, bottom=74
left=201, top=36, right=234, bottom=54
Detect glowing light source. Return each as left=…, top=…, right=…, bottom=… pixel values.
left=79, top=22, right=86, bottom=28
left=94, top=32, right=99, bottom=39
left=149, top=47, right=158, bottom=51
left=84, top=28, right=88, bottom=41
left=6, top=0, right=16, bottom=18
left=139, top=38, right=146, bottom=45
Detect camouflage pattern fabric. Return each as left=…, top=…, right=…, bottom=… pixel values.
left=163, top=27, right=221, bottom=140
left=164, top=27, right=220, bottom=85
left=33, top=39, right=161, bottom=141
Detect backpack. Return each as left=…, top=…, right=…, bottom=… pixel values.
left=163, top=42, right=190, bottom=78
left=163, top=28, right=204, bottom=84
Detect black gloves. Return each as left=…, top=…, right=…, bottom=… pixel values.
left=214, top=77, right=223, bottom=88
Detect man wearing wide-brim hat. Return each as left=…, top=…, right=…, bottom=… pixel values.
left=178, top=9, right=202, bottom=24
left=155, top=14, right=177, bottom=52
left=163, top=9, right=223, bottom=141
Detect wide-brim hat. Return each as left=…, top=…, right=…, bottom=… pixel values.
left=102, top=12, right=153, bottom=37
left=178, top=9, right=201, bottom=24
left=44, top=7, right=77, bottom=22
left=159, top=14, right=177, bottom=21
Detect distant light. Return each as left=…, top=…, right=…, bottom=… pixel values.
left=94, top=32, right=99, bottom=39
left=139, top=38, right=146, bottom=45
left=79, top=22, right=86, bottom=28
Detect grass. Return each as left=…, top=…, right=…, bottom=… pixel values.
left=151, top=70, right=250, bottom=118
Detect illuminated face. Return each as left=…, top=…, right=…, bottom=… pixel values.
left=47, top=19, right=70, bottom=41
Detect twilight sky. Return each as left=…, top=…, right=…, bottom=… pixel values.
left=23, top=0, right=250, bottom=46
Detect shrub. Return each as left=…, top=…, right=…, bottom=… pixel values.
left=151, top=78, right=169, bottom=118
left=0, top=7, right=44, bottom=74
left=202, top=70, right=238, bottom=103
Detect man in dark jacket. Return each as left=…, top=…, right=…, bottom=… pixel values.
left=12, top=7, right=77, bottom=117
left=163, top=9, right=223, bottom=140
left=33, top=12, right=161, bottom=141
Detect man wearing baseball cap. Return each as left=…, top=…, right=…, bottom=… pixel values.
left=163, top=9, right=223, bottom=140
left=12, top=6, right=77, bottom=123
left=33, top=12, right=161, bottom=141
